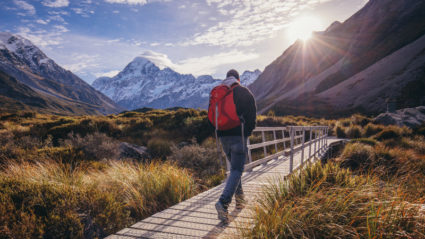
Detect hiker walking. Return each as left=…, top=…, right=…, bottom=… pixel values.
left=208, top=69, right=257, bottom=223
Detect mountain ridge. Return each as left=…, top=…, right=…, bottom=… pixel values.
left=250, top=0, right=425, bottom=116
left=92, top=56, right=261, bottom=110
left=0, top=32, right=123, bottom=115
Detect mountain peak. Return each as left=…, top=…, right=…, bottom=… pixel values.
left=0, top=32, right=33, bottom=53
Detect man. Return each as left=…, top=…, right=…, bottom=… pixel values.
left=211, top=69, right=257, bottom=223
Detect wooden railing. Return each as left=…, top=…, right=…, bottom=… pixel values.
left=232, top=126, right=329, bottom=172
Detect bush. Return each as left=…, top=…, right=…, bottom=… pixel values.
left=147, top=138, right=172, bottom=160
left=375, top=128, right=401, bottom=141
left=351, top=114, right=371, bottom=127
left=339, top=143, right=375, bottom=170
left=336, top=126, right=346, bottom=138
left=61, top=132, right=121, bottom=161
left=363, top=123, right=384, bottom=137
left=168, top=144, right=224, bottom=187
left=345, top=125, right=362, bottom=139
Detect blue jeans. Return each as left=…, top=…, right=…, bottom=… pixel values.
left=219, top=136, right=247, bottom=207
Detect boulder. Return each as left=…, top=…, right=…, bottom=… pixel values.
left=119, top=142, right=150, bottom=161
left=374, top=106, right=425, bottom=128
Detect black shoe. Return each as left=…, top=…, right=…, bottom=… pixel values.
left=215, top=201, right=228, bottom=223
left=235, top=195, right=246, bottom=210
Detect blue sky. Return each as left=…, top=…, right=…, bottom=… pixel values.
left=1, top=0, right=367, bottom=84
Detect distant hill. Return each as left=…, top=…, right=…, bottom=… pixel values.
left=0, top=70, right=110, bottom=115
left=92, top=57, right=261, bottom=110
left=0, top=32, right=123, bottom=115
left=250, top=0, right=425, bottom=117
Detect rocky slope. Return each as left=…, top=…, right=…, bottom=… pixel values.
left=0, top=32, right=123, bottom=115
left=92, top=57, right=261, bottom=110
left=250, top=0, right=425, bottom=117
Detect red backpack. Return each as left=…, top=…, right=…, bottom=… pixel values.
left=208, top=84, right=241, bottom=130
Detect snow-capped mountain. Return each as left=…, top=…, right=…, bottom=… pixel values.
left=0, top=32, right=122, bottom=115
left=240, top=69, right=261, bottom=86
left=92, top=57, right=261, bottom=110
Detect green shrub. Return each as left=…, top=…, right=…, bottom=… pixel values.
left=336, top=126, right=346, bottom=138
left=363, top=123, right=384, bottom=137
left=147, top=138, right=172, bottom=160
left=345, top=125, right=362, bottom=139
left=339, top=143, right=375, bottom=170
left=375, top=128, right=401, bottom=141
left=351, top=114, right=371, bottom=127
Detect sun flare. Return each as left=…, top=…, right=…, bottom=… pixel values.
left=287, top=16, right=323, bottom=42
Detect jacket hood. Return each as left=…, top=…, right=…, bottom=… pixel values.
left=222, top=76, right=240, bottom=87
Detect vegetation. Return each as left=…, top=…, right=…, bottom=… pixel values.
left=245, top=117, right=425, bottom=238
left=1, top=109, right=424, bottom=238
left=0, top=109, right=212, bottom=238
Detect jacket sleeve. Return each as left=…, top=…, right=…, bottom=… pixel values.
left=234, top=86, right=257, bottom=136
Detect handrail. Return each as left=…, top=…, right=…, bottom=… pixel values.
left=233, top=125, right=329, bottom=173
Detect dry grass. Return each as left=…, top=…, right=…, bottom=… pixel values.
left=0, top=159, right=196, bottom=238
left=246, top=120, right=425, bottom=238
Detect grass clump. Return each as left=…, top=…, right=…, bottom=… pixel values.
left=0, top=160, right=196, bottom=238
left=345, top=125, right=362, bottom=139
left=339, top=143, right=376, bottom=170
left=349, top=138, right=378, bottom=146
left=247, top=163, right=424, bottom=239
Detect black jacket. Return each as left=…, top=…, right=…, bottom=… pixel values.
left=211, top=83, right=257, bottom=137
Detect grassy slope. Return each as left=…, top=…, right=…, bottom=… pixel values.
left=246, top=118, right=425, bottom=238
left=0, top=110, right=424, bottom=238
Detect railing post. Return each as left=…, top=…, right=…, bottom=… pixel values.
left=313, top=129, right=317, bottom=157
left=301, top=127, right=305, bottom=165
left=273, top=130, right=278, bottom=154
left=319, top=128, right=322, bottom=155
left=290, top=127, right=294, bottom=173
left=262, top=130, right=267, bottom=157
left=309, top=127, right=312, bottom=160
left=247, top=137, right=252, bottom=163
left=282, top=130, right=286, bottom=151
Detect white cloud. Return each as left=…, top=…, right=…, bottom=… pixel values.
left=128, top=50, right=259, bottom=76
left=176, top=50, right=259, bottom=76
left=17, top=25, right=69, bottom=47
left=14, top=0, right=35, bottom=15
left=104, top=0, right=169, bottom=5
left=36, top=19, right=49, bottom=25
left=62, top=53, right=100, bottom=74
left=138, top=50, right=176, bottom=70
left=42, top=0, right=70, bottom=8
left=104, top=0, right=147, bottom=5
left=183, top=0, right=332, bottom=47
left=94, top=70, right=120, bottom=78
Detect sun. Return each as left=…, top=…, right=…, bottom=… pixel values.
left=287, top=16, right=323, bottom=42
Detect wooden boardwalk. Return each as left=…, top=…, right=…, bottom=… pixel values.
left=107, top=133, right=345, bottom=239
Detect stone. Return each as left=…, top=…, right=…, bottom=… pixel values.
left=374, top=106, right=425, bottom=128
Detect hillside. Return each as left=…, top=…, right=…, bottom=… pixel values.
left=250, top=0, right=425, bottom=117
left=0, top=32, right=123, bottom=115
